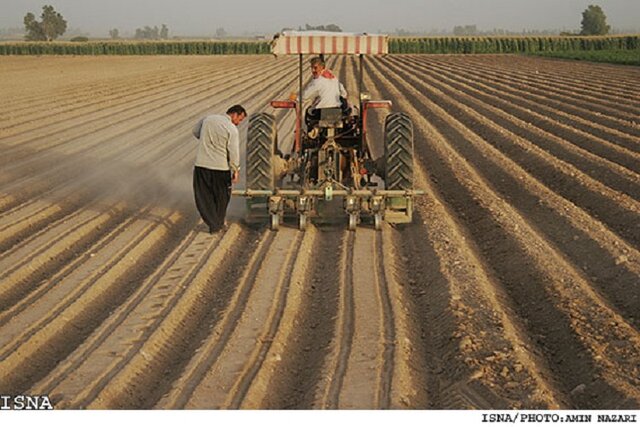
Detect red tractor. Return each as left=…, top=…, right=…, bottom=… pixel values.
left=233, top=31, right=422, bottom=230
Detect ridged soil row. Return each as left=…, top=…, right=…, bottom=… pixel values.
left=299, top=230, right=394, bottom=409
left=82, top=228, right=276, bottom=408
left=463, top=55, right=640, bottom=121
left=0, top=207, right=146, bottom=327
left=0, top=57, right=290, bottom=157
left=393, top=56, right=640, bottom=198
left=369, top=60, right=640, bottom=408
left=0, top=206, right=186, bottom=395
left=2, top=53, right=296, bottom=259
left=239, top=229, right=343, bottom=409
left=28, top=225, right=245, bottom=408
left=439, top=56, right=640, bottom=118
left=0, top=58, right=296, bottom=224
left=0, top=56, right=241, bottom=113
left=458, top=55, right=640, bottom=102
left=0, top=56, right=292, bottom=189
left=379, top=56, right=640, bottom=327
left=380, top=57, right=640, bottom=247
left=155, top=228, right=309, bottom=409
left=0, top=56, right=300, bottom=347
left=362, top=67, right=560, bottom=409
left=397, top=57, right=640, bottom=160
left=406, top=56, right=640, bottom=142
left=0, top=202, right=131, bottom=312
left=0, top=58, right=254, bottom=135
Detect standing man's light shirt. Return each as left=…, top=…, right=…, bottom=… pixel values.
left=192, top=114, right=241, bottom=172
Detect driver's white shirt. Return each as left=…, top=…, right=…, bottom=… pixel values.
left=303, top=75, right=347, bottom=109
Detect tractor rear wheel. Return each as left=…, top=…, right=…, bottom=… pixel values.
left=383, top=112, right=414, bottom=190
left=247, top=113, right=277, bottom=191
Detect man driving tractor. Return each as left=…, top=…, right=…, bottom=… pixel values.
left=291, top=56, right=350, bottom=129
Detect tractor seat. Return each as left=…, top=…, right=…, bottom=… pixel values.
left=318, top=108, right=343, bottom=128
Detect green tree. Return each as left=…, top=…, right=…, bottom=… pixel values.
left=109, top=28, right=119, bottom=39
left=580, top=5, right=610, bottom=35
left=23, top=5, right=67, bottom=41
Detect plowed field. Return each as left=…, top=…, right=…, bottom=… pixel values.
left=0, top=54, right=638, bottom=410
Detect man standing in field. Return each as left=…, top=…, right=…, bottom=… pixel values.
left=191, top=105, right=247, bottom=234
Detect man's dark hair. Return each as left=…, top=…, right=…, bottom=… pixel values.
left=226, top=104, right=247, bottom=116
left=310, top=56, right=325, bottom=67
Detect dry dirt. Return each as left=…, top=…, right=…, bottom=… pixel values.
left=0, top=54, right=638, bottom=409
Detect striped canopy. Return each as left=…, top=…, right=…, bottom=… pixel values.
left=271, top=31, right=389, bottom=55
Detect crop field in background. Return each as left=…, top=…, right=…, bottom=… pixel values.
left=532, top=49, right=640, bottom=66
left=0, top=35, right=638, bottom=58
left=0, top=54, right=638, bottom=409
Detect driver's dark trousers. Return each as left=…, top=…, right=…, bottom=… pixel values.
left=193, top=166, right=231, bottom=233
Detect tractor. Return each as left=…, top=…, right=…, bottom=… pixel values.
left=232, top=31, right=422, bottom=230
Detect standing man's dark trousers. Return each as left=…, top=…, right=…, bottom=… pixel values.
left=193, top=166, right=232, bottom=233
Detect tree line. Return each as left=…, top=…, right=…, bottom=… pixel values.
left=20, top=4, right=614, bottom=41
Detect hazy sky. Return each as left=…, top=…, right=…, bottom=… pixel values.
left=2, top=0, right=639, bottom=36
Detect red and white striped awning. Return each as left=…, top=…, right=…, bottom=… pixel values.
left=271, top=31, right=388, bottom=55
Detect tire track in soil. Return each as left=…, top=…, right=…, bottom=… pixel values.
left=242, top=229, right=342, bottom=409
left=85, top=228, right=269, bottom=408
left=368, top=59, right=640, bottom=409
left=303, top=227, right=398, bottom=409
left=0, top=208, right=186, bottom=395
left=0, top=56, right=300, bottom=398
left=159, top=228, right=308, bottom=409
left=29, top=225, right=244, bottom=408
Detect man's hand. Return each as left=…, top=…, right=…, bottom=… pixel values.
left=232, top=170, right=239, bottom=183
left=288, top=91, right=297, bottom=102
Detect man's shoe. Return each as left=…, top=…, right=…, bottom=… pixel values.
left=209, top=223, right=229, bottom=234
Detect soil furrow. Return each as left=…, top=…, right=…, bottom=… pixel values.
left=380, top=58, right=640, bottom=325
left=0, top=204, right=129, bottom=312
left=0, top=56, right=250, bottom=113
left=452, top=55, right=640, bottom=103
left=396, top=56, right=640, bottom=158
left=0, top=61, right=235, bottom=134
left=85, top=227, right=266, bottom=408
left=0, top=208, right=184, bottom=395
left=368, top=62, right=640, bottom=409
left=420, top=56, right=640, bottom=121
left=0, top=57, right=289, bottom=158
left=31, top=227, right=227, bottom=407
left=391, top=56, right=640, bottom=199
left=378, top=57, right=640, bottom=248
left=155, top=230, right=301, bottom=409
left=365, top=72, right=561, bottom=409
left=242, top=229, right=343, bottom=409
